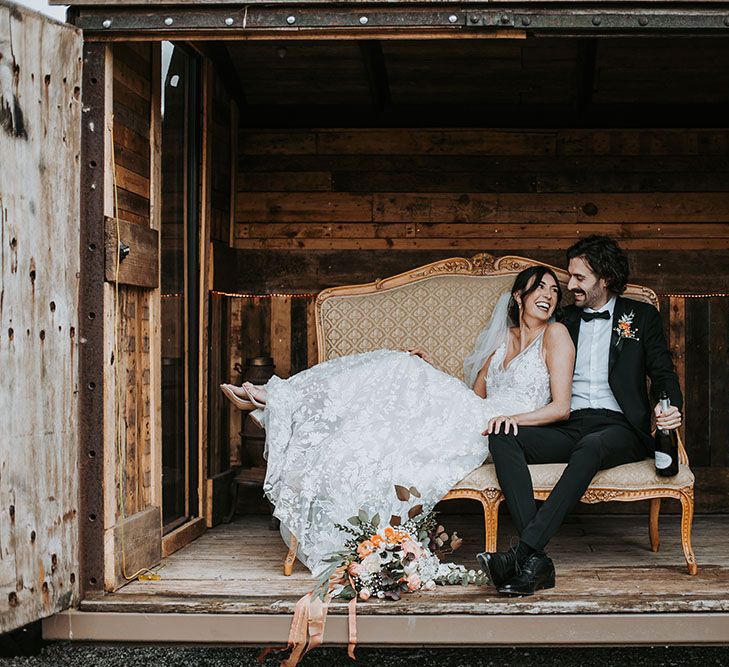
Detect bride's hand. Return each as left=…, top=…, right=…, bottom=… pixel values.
left=483, top=415, right=519, bottom=436
left=404, top=347, right=432, bottom=365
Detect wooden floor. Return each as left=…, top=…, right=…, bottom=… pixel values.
left=82, top=513, right=729, bottom=616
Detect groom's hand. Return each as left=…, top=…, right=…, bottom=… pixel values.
left=483, top=415, right=518, bottom=436
left=404, top=347, right=432, bottom=365
left=655, top=403, right=682, bottom=431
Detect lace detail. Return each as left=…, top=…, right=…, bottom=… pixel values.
left=484, top=331, right=551, bottom=416
left=263, top=343, right=551, bottom=575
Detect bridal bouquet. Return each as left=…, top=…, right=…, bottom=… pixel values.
left=274, top=486, right=487, bottom=666
left=313, top=485, right=488, bottom=602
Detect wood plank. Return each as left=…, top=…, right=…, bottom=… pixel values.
left=306, top=298, right=318, bottom=368
left=205, top=469, right=237, bottom=529
left=237, top=222, right=729, bottom=240
left=161, top=518, right=205, bottom=559
left=270, top=296, right=292, bottom=379
left=112, top=506, right=161, bottom=591
left=235, top=192, right=729, bottom=225
left=668, top=297, right=686, bottom=443
left=104, top=217, right=160, bottom=288
left=709, top=298, right=729, bottom=468
left=685, top=298, right=711, bottom=467
left=232, top=238, right=729, bottom=251
left=316, top=129, right=556, bottom=156
left=214, top=248, right=729, bottom=295
left=290, top=297, right=308, bottom=376
left=115, top=163, right=150, bottom=200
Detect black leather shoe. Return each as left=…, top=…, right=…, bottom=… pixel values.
left=476, top=546, right=520, bottom=588
left=497, top=552, right=555, bottom=596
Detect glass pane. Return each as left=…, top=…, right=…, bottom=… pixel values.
left=160, top=42, right=200, bottom=531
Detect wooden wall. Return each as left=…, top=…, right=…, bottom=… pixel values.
left=219, top=125, right=729, bottom=513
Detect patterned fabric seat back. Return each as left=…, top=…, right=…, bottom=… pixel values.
left=316, top=254, right=657, bottom=383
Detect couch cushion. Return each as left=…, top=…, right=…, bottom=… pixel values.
left=453, top=459, right=694, bottom=494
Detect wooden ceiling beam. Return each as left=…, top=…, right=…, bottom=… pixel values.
left=72, top=7, right=729, bottom=39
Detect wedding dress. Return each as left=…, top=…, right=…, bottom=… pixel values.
left=261, top=315, right=552, bottom=576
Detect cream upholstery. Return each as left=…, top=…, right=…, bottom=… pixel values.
left=454, top=460, right=695, bottom=495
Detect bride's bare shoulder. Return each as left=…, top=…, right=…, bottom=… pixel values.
left=544, top=322, right=572, bottom=346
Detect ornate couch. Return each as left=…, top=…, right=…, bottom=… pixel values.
left=282, top=254, right=697, bottom=576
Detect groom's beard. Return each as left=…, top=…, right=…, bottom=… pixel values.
left=571, top=284, right=603, bottom=309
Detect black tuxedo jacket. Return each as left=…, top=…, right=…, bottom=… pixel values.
left=559, top=297, right=683, bottom=448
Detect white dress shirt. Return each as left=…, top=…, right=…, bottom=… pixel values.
left=570, top=296, right=622, bottom=412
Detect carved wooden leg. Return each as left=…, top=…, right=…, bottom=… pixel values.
left=284, top=535, right=298, bottom=576
left=482, top=490, right=503, bottom=553
left=649, top=498, right=661, bottom=553
left=679, top=489, right=698, bottom=575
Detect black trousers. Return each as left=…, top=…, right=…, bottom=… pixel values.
left=489, top=409, right=648, bottom=551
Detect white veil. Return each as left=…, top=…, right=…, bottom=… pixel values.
left=463, top=292, right=512, bottom=390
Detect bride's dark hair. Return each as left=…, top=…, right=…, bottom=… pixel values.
left=508, top=266, right=563, bottom=326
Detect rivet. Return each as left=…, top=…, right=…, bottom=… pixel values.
left=448, top=15, right=458, bottom=23
left=359, top=16, right=368, bottom=25
left=470, top=15, right=480, bottom=24
left=501, top=14, right=510, bottom=24
left=638, top=16, right=649, bottom=26
left=286, top=15, right=296, bottom=24
left=101, top=19, right=111, bottom=29
left=164, top=17, right=173, bottom=26
left=225, top=17, right=234, bottom=26
left=592, top=16, right=602, bottom=26
left=522, top=16, right=531, bottom=26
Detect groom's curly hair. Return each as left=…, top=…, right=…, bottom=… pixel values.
left=566, top=235, right=630, bottom=295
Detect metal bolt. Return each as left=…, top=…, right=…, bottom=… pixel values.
left=500, top=13, right=510, bottom=24
left=592, top=16, right=602, bottom=26
left=638, top=16, right=649, bottom=26
left=521, top=16, right=531, bottom=26
left=470, top=15, right=480, bottom=24
left=448, top=14, right=458, bottom=24
left=164, top=17, right=173, bottom=26
left=286, top=15, right=296, bottom=24
left=102, top=19, right=111, bottom=28
left=225, top=17, right=234, bottom=26
left=359, top=16, right=368, bottom=24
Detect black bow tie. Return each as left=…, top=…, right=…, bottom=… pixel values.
left=580, top=310, right=611, bottom=322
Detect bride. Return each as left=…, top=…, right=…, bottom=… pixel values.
left=221, top=266, right=575, bottom=575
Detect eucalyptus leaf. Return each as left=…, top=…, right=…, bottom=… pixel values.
left=390, top=514, right=402, bottom=527
left=347, top=515, right=361, bottom=526
left=409, top=486, right=422, bottom=498
left=371, top=513, right=380, bottom=529
left=358, top=509, right=369, bottom=523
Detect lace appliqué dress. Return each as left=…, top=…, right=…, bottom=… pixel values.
left=262, top=333, right=551, bottom=575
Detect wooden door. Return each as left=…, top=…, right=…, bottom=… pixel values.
left=0, top=1, right=82, bottom=632
left=99, top=42, right=165, bottom=590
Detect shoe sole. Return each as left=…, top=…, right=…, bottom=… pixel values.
left=498, top=576, right=556, bottom=597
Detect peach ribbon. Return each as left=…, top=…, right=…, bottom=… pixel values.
left=268, top=582, right=358, bottom=666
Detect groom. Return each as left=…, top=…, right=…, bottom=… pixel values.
left=478, top=235, right=683, bottom=596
